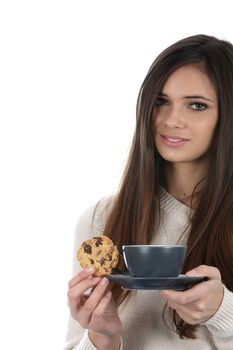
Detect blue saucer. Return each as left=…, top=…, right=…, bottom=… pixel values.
left=107, top=274, right=207, bottom=290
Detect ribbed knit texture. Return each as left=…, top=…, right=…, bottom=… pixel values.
left=75, top=330, right=97, bottom=350
left=64, top=189, right=233, bottom=350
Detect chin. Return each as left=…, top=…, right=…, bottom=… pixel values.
left=157, top=151, right=188, bottom=163
left=161, top=156, right=187, bottom=163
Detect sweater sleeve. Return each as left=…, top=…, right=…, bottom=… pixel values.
left=63, top=200, right=100, bottom=350
left=63, top=196, right=123, bottom=350
left=201, top=285, right=233, bottom=350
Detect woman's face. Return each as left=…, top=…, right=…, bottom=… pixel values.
left=152, top=64, right=218, bottom=166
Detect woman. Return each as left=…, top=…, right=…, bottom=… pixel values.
left=65, top=34, right=233, bottom=350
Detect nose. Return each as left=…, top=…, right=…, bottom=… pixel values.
left=163, top=106, right=186, bottom=128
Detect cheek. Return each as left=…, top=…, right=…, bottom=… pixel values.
left=193, top=121, right=217, bottom=150
left=202, top=118, right=218, bottom=138
left=204, top=110, right=218, bottom=132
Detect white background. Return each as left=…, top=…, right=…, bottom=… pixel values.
left=0, top=1, right=232, bottom=349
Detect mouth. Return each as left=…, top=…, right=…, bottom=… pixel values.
left=160, top=134, right=190, bottom=146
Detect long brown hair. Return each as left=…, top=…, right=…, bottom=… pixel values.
left=103, top=34, right=233, bottom=338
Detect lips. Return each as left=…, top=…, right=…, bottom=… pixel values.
left=162, top=135, right=189, bottom=143
left=159, top=134, right=190, bottom=147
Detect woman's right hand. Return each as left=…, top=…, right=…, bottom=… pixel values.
left=67, top=268, right=122, bottom=349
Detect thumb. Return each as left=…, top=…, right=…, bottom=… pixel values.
left=186, top=264, right=221, bottom=280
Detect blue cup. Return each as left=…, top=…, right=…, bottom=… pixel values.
left=122, top=245, right=187, bottom=277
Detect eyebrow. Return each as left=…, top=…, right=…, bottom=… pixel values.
left=158, top=92, right=214, bottom=103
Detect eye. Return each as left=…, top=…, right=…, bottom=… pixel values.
left=154, top=97, right=168, bottom=106
left=190, top=102, right=207, bottom=111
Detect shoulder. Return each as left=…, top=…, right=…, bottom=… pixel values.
left=75, top=195, right=114, bottom=236
left=74, top=195, right=115, bottom=247
left=71, top=195, right=115, bottom=274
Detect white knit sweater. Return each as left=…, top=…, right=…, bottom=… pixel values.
left=64, top=189, right=233, bottom=350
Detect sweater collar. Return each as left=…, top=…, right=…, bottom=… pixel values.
left=158, top=187, right=193, bottom=220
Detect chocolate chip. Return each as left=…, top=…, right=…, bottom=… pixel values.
left=90, top=259, right=94, bottom=264
left=95, top=238, right=103, bottom=247
left=107, top=254, right=112, bottom=261
left=83, top=243, right=92, bottom=254
left=99, top=257, right=106, bottom=266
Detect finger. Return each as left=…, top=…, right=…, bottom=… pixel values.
left=168, top=301, right=207, bottom=325
left=68, top=276, right=101, bottom=306
left=174, top=308, right=193, bottom=324
left=68, top=268, right=96, bottom=288
left=167, top=300, right=178, bottom=310
left=160, top=278, right=216, bottom=305
left=82, top=277, right=110, bottom=313
left=160, top=280, right=206, bottom=304
left=90, top=291, right=112, bottom=323
left=78, top=278, right=110, bottom=328
left=167, top=299, right=197, bottom=312
left=167, top=299, right=186, bottom=314
left=160, top=288, right=198, bottom=305
left=185, top=265, right=221, bottom=280
left=166, top=300, right=196, bottom=323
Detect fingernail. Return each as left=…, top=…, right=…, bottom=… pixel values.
left=85, top=267, right=95, bottom=273
left=101, top=277, right=109, bottom=286
left=160, top=291, right=165, bottom=296
left=186, top=269, right=196, bottom=276
left=160, top=290, right=169, bottom=297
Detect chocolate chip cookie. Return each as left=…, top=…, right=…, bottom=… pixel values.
left=77, top=236, right=119, bottom=276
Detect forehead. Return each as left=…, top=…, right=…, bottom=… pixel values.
left=162, top=64, right=217, bottom=99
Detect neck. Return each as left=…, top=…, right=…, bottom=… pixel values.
left=164, top=161, right=208, bottom=207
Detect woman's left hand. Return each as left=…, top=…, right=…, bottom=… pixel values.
left=160, top=265, right=224, bottom=325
